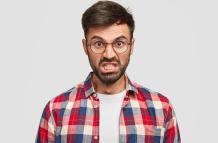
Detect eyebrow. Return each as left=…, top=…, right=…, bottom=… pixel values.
left=90, top=35, right=128, bottom=42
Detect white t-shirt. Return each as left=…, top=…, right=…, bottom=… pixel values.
left=97, top=90, right=126, bottom=143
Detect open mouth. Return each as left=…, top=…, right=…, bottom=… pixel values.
left=100, top=62, right=119, bottom=74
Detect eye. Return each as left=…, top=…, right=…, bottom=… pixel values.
left=114, top=41, right=126, bottom=48
left=93, top=41, right=105, bottom=48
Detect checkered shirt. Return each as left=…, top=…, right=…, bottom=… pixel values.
left=36, top=72, right=181, bottom=143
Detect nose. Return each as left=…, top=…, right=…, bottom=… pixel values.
left=102, top=44, right=117, bottom=59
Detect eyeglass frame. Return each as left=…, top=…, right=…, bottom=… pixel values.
left=85, top=38, right=132, bottom=54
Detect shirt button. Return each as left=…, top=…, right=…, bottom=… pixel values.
left=94, top=105, right=98, bottom=108
left=124, top=97, right=129, bottom=100
left=94, top=135, right=98, bottom=140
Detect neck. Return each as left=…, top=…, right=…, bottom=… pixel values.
left=92, top=73, right=126, bottom=95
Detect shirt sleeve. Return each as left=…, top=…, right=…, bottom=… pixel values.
left=163, top=102, right=181, bottom=143
left=36, top=101, right=56, bottom=143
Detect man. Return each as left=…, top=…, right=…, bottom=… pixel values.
left=36, top=1, right=181, bottom=143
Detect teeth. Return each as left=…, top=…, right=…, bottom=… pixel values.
left=104, top=64, right=114, bottom=70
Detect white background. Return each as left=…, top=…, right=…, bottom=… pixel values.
left=0, top=0, right=217, bottom=142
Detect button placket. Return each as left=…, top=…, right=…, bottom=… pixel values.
left=90, top=93, right=100, bottom=143
left=94, top=135, right=98, bottom=140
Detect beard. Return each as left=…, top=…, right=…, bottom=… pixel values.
left=88, top=56, right=130, bottom=85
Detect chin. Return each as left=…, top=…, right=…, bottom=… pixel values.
left=98, top=71, right=124, bottom=85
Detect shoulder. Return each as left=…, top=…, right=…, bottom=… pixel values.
left=133, top=82, right=176, bottom=123
left=133, top=82, right=169, bottom=101
left=133, top=82, right=172, bottom=111
left=46, top=82, right=85, bottom=110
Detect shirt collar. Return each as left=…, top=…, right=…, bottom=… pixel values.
left=83, top=72, right=138, bottom=98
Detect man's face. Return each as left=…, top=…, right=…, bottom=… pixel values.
left=82, top=23, right=134, bottom=85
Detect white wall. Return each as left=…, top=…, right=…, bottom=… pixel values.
left=0, top=0, right=217, bottom=142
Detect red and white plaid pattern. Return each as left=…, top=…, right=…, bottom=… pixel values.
left=36, top=72, right=180, bottom=143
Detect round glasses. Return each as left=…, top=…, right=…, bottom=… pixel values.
left=87, top=40, right=132, bottom=54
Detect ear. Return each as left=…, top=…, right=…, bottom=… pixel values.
left=82, top=39, right=88, bottom=55
left=130, top=38, right=135, bottom=55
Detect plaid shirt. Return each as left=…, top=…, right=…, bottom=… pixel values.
left=36, top=72, right=180, bottom=143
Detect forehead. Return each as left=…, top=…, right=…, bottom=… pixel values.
left=86, top=23, right=131, bottom=42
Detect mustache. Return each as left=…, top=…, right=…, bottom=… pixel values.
left=99, top=57, right=120, bottom=65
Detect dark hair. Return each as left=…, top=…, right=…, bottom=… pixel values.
left=82, top=1, right=135, bottom=38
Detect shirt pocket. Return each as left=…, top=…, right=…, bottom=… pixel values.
left=135, top=124, right=165, bottom=143
left=55, top=124, right=93, bottom=143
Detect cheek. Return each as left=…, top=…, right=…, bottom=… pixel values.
left=119, top=54, right=130, bottom=65
left=88, top=53, right=101, bottom=66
